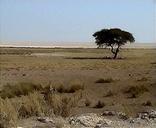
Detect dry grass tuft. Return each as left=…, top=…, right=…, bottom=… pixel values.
left=94, top=100, right=105, bottom=108
left=95, top=78, right=114, bottom=83
left=18, top=92, right=47, bottom=118
left=45, top=91, right=82, bottom=117
left=142, top=100, right=152, bottom=106
left=0, top=97, right=18, bottom=127
left=85, top=98, right=91, bottom=107
left=0, top=92, right=81, bottom=127
left=0, top=81, right=83, bottom=127
left=137, top=77, right=148, bottom=82
left=121, top=104, right=132, bottom=117
left=124, top=85, right=149, bottom=98
left=52, top=82, right=84, bottom=93
left=67, top=83, right=84, bottom=93
left=104, top=90, right=114, bottom=97
left=0, top=82, right=43, bottom=99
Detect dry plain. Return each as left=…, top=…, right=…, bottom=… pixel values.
left=0, top=47, right=156, bottom=127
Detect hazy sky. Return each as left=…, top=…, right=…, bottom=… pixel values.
left=0, top=0, right=156, bottom=45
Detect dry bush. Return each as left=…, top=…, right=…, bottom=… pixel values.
left=0, top=82, right=83, bottom=126
left=142, top=100, right=152, bottom=106
left=0, top=98, right=18, bottom=128
left=45, top=92, right=82, bottom=117
left=0, top=82, right=43, bottom=99
left=67, top=83, right=84, bottom=93
left=85, top=98, right=91, bottom=107
left=56, top=85, right=65, bottom=93
left=121, top=104, right=132, bottom=117
left=95, top=78, right=114, bottom=83
left=0, top=91, right=79, bottom=126
left=104, top=90, right=114, bottom=97
left=124, top=85, right=149, bottom=98
left=18, top=91, right=47, bottom=118
left=0, top=92, right=48, bottom=127
left=137, top=77, right=148, bottom=82
left=94, top=100, right=105, bottom=108
left=48, top=82, right=84, bottom=94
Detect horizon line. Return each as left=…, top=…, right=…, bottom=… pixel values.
left=0, top=42, right=156, bottom=49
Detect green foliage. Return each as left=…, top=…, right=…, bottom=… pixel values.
left=93, top=28, right=135, bottom=47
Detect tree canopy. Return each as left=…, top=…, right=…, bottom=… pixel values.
left=93, top=28, right=135, bottom=59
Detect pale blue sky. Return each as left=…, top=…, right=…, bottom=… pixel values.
left=0, top=0, right=156, bottom=45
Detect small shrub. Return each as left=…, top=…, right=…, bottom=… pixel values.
left=122, top=104, right=132, bottom=117
left=67, top=83, right=84, bottom=93
left=56, top=85, right=65, bottom=93
left=55, top=83, right=84, bottom=93
left=142, top=100, right=152, bottom=106
left=137, top=77, right=148, bottom=82
left=104, top=90, right=114, bottom=97
left=95, top=78, right=114, bottom=83
left=94, top=101, right=105, bottom=108
left=44, top=91, right=82, bottom=117
left=18, top=92, right=46, bottom=118
left=85, top=98, right=91, bottom=107
left=61, top=97, right=74, bottom=117
left=124, top=85, right=149, bottom=98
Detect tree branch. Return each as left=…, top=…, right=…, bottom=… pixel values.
left=110, top=45, right=116, bottom=54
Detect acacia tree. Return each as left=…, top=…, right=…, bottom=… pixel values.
left=93, top=28, right=135, bottom=59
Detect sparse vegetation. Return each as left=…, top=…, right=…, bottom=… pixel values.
left=142, top=100, right=152, bottom=106
left=50, top=83, right=84, bottom=93
left=124, top=85, right=149, bottom=98
left=104, top=90, right=114, bottom=97
left=0, top=82, right=43, bottom=99
left=18, top=92, right=47, bottom=118
left=0, top=81, right=84, bottom=127
left=85, top=98, right=91, bottom=107
left=0, top=97, right=18, bottom=127
left=45, top=92, right=81, bottom=117
left=65, top=83, right=84, bottom=93
left=0, top=48, right=32, bottom=55
left=122, top=104, right=132, bottom=117
left=95, top=78, right=114, bottom=83
left=137, top=77, right=148, bottom=82
left=94, top=101, right=105, bottom=108
left=0, top=82, right=84, bottom=99
left=0, top=48, right=156, bottom=127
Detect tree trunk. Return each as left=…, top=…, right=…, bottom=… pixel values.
left=113, top=47, right=119, bottom=59
left=111, top=45, right=120, bottom=59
